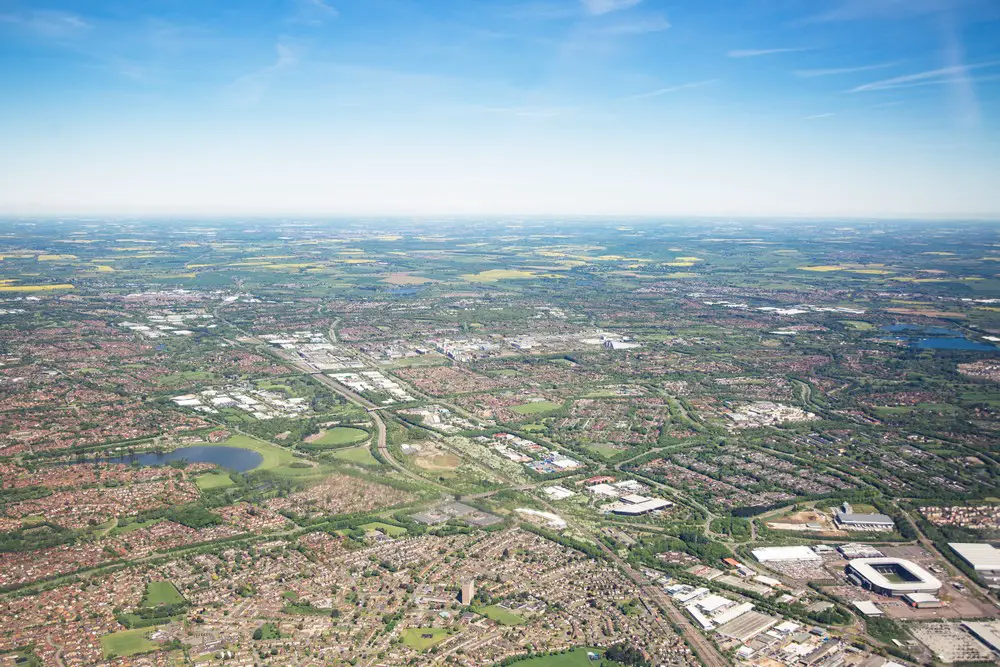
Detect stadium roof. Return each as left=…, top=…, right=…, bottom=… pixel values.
left=848, top=558, right=941, bottom=593
left=949, top=543, right=1000, bottom=571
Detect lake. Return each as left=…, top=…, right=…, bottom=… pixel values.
left=86, top=445, right=262, bottom=472
left=915, top=338, right=998, bottom=351
left=879, top=324, right=997, bottom=352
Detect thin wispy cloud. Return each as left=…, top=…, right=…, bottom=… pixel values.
left=805, top=112, right=835, bottom=120
left=848, top=62, right=1000, bottom=93
left=0, top=10, right=90, bottom=37
left=624, top=79, right=717, bottom=100
left=581, top=0, right=642, bottom=16
left=805, top=0, right=962, bottom=23
left=596, top=15, right=670, bottom=35
left=941, top=8, right=981, bottom=129
left=481, top=106, right=568, bottom=118
left=794, top=62, right=898, bottom=78
left=291, top=0, right=339, bottom=26
left=230, top=43, right=300, bottom=103
left=728, top=47, right=804, bottom=58
left=502, top=3, right=579, bottom=21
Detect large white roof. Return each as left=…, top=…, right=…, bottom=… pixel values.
left=848, top=558, right=941, bottom=592
left=950, top=543, right=1000, bottom=571
left=752, top=546, right=821, bottom=562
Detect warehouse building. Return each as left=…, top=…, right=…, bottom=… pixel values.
left=846, top=558, right=942, bottom=597
left=834, top=503, right=895, bottom=531
left=606, top=494, right=673, bottom=515
left=903, top=592, right=942, bottom=609
left=949, top=543, right=1000, bottom=577
left=752, top=546, right=821, bottom=563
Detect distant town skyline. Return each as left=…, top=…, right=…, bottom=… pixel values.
left=1, top=0, right=999, bottom=218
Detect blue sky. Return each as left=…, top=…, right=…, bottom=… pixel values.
left=1, top=0, right=999, bottom=218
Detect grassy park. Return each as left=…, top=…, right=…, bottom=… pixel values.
left=101, top=629, right=159, bottom=659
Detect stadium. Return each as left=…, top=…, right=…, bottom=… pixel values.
left=846, top=558, right=942, bottom=597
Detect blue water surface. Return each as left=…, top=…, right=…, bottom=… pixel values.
left=86, top=445, right=262, bottom=472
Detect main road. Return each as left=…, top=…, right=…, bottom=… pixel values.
left=274, top=349, right=450, bottom=492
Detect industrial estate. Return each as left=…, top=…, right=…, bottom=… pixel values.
left=1, top=218, right=1000, bottom=667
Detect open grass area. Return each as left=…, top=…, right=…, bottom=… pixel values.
left=111, top=518, right=163, bottom=536
left=359, top=521, right=408, bottom=536
left=143, top=581, right=185, bottom=606
left=332, top=445, right=380, bottom=466
left=380, top=353, right=449, bottom=368
left=585, top=443, right=626, bottom=459
left=842, top=320, right=875, bottom=330
left=474, top=605, right=526, bottom=626
left=508, top=648, right=611, bottom=666
left=401, top=627, right=451, bottom=650
left=310, top=427, right=369, bottom=446
left=254, top=622, right=282, bottom=640
left=511, top=401, right=562, bottom=415
left=194, top=471, right=235, bottom=490
left=101, top=629, right=159, bottom=659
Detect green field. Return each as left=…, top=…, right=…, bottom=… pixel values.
left=585, top=443, right=625, bottom=459
left=101, top=629, right=159, bottom=659
left=474, top=604, right=526, bottom=626
left=310, top=427, right=369, bottom=446
left=511, top=401, right=562, bottom=415
left=194, top=470, right=235, bottom=490
left=381, top=353, right=448, bottom=368
left=254, top=622, right=282, bottom=640
left=332, top=445, right=380, bottom=465
left=143, top=580, right=185, bottom=606
left=401, top=627, right=451, bottom=650
left=359, top=522, right=407, bottom=536
left=111, top=518, right=163, bottom=536
left=510, top=648, right=613, bottom=666
left=842, top=320, right=875, bottom=330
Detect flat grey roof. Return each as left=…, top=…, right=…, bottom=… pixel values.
left=950, top=543, right=1000, bottom=571
left=836, top=512, right=894, bottom=524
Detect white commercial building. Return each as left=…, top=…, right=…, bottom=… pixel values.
left=607, top=495, right=673, bottom=516
left=752, top=546, right=822, bottom=563
left=950, top=543, right=1000, bottom=574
